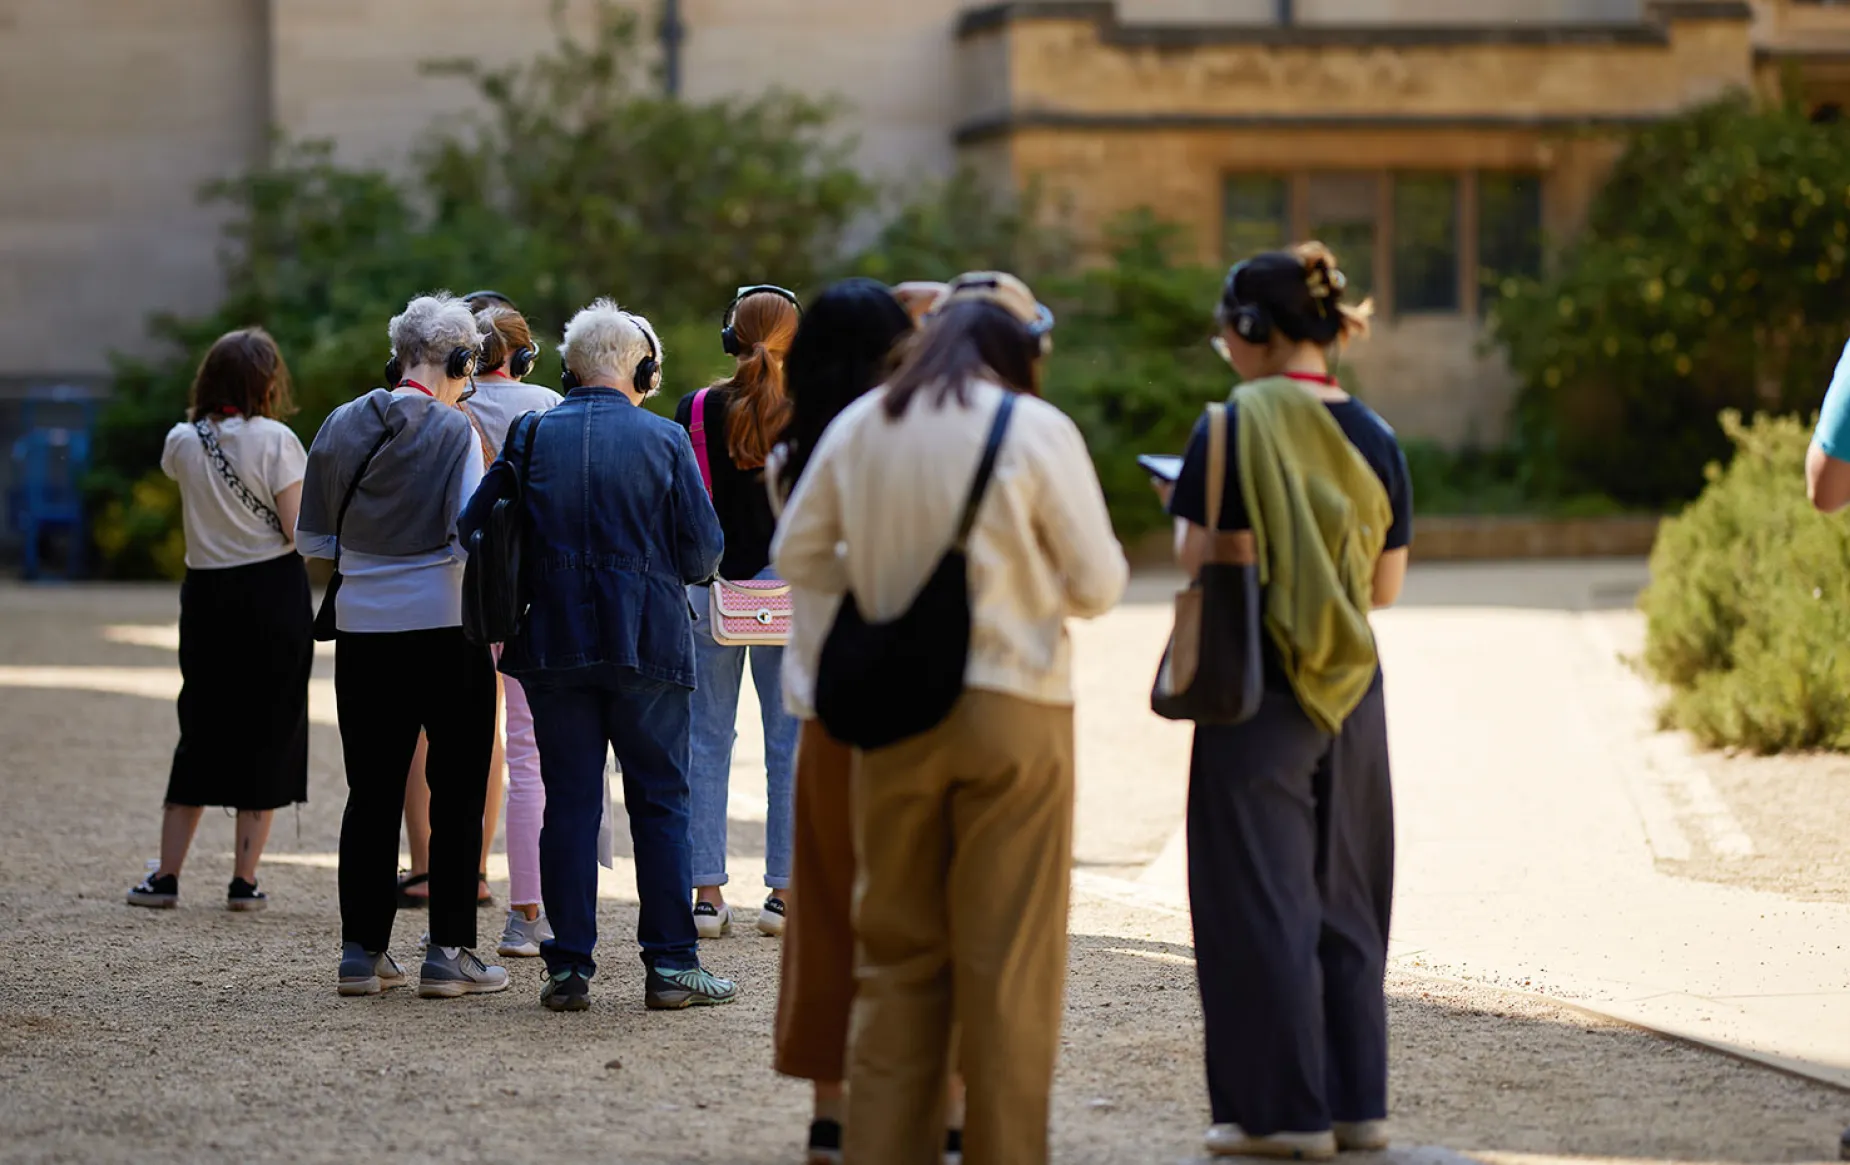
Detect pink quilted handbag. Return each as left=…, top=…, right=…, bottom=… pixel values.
left=709, top=578, right=792, bottom=647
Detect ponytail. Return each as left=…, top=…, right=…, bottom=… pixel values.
left=716, top=292, right=801, bottom=469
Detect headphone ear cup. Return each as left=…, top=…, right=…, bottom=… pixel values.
left=508, top=347, right=536, bottom=379
left=446, top=346, right=477, bottom=381
left=1233, top=307, right=1271, bottom=345
left=635, top=358, right=660, bottom=397
left=561, top=367, right=580, bottom=393
left=384, top=356, right=402, bottom=387
left=720, top=327, right=741, bottom=357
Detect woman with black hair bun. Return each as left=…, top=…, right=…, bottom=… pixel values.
left=1162, top=242, right=1412, bottom=1159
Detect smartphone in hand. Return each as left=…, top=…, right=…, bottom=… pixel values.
left=1138, top=454, right=1184, bottom=483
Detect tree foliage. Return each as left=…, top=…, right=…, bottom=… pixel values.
left=1493, top=95, right=1850, bottom=508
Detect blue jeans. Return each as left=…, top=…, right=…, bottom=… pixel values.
left=687, top=572, right=800, bottom=891
left=524, top=671, right=700, bottom=976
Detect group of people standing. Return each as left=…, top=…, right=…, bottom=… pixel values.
left=125, top=244, right=1410, bottom=1165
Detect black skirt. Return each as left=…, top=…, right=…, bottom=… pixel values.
left=164, top=552, right=313, bottom=810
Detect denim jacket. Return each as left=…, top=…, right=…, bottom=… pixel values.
left=459, top=386, right=724, bottom=688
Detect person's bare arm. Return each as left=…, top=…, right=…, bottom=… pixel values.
left=1372, top=546, right=1409, bottom=609
left=1808, top=443, right=1850, bottom=514
left=274, top=482, right=303, bottom=547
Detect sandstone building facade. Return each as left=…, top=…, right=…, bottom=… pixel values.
left=2, top=0, right=1848, bottom=447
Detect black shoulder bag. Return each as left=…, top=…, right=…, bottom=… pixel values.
left=815, top=392, right=1016, bottom=751
left=1151, top=401, right=1263, bottom=724
left=462, top=411, right=542, bottom=647
left=312, top=429, right=393, bottom=642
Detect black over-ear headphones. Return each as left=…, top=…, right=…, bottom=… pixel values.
left=1222, top=260, right=1273, bottom=346
left=627, top=313, right=661, bottom=396
left=721, top=285, right=801, bottom=356
left=506, top=341, right=538, bottom=379
left=446, top=344, right=480, bottom=381
left=384, top=355, right=403, bottom=387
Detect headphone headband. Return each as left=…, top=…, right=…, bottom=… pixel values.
left=721, top=284, right=801, bottom=356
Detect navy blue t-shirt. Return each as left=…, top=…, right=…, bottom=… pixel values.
left=1167, top=396, right=1413, bottom=551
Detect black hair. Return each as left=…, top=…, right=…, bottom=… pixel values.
left=1218, top=242, right=1371, bottom=348
left=883, top=301, right=1041, bottom=420
left=777, top=278, right=915, bottom=496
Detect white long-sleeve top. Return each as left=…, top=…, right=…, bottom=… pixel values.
left=772, top=379, right=1128, bottom=713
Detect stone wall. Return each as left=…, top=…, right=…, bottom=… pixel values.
left=0, top=0, right=268, bottom=379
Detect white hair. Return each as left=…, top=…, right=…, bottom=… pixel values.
left=388, top=293, right=483, bottom=368
left=560, top=298, right=662, bottom=392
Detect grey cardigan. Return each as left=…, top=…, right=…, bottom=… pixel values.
left=298, top=389, right=476, bottom=557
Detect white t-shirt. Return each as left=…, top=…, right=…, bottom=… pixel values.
left=161, top=416, right=308, bottom=570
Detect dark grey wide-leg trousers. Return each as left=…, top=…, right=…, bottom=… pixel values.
left=1187, top=671, right=1395, bottom=1136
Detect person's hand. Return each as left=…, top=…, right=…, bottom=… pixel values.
left=893, top=282, right=948, bottom=325
left=1151, top=476, right=1175, bottom=508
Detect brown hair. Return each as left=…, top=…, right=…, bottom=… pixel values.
left=715, top=291, right=801, bottom=469
left=476, top=305, right=537, bottom=375
left=882, top=301, right=1042, bottom=419
left=187, top=328, right=294, bottom=421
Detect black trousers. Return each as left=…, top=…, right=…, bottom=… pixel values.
left=1187, top=671, right=1394, bottom=1136
left=335, top=628, right=497, bottom=952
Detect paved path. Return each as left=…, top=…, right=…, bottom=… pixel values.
left=1130, top=561, right=1850, bottom=1089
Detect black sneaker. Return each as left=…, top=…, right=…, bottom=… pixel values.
left=226, top=878, right=268, bottom=913
left=945, top=1127, right=964, bottom=1163
left=127, top=872, right=178, bottom=909
left=541, top=967, right=592, bottom=1012
left=806, top=1117, right=843, bottom=1164
left=644, top=963, right=738, bottom=1009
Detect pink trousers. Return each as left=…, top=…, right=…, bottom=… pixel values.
left=499, top=665, right=545, bottom=908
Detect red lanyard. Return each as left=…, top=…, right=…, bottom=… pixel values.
left=397, top=379, right=434, bottom=397
left=1284, top=371, right=1340, bottom=388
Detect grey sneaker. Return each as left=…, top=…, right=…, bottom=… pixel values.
left=418, top=946, right=509, bottom=998
left=645, top=964, right=738, bottom=1010
left=1333, top=1121, right=1389, bottom=1152
left=1204, top=1125, right=1336, bottom=1160
left=496, top=910, right=554, bottom=958
left=337, top=942, right=407, bottom=996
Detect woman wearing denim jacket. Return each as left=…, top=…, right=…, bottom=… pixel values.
left=459, top=298, right=734, bottom=1015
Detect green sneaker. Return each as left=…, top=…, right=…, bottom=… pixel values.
left=644, top=964, right=737, bottom=1010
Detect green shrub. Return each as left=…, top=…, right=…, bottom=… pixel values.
left=1640, top=410, right=1850, bottom=752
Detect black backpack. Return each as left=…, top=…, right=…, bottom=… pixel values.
left=462, top=411, right=541, bottom=648
left=815, top=393, right=1016, bottom=750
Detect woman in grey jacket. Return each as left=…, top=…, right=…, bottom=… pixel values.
left=297, top=292, right=508, bottom=1001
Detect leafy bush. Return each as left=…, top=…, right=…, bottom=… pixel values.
left=1495, top=95, right=1850, bottom=509
left=1640, top=410, right=1850, bottom=752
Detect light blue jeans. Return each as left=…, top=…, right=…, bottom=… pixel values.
left=687, top=569, right=799, bottom=891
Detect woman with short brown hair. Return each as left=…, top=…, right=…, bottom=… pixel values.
left=127, top=328, right=311, bottom=913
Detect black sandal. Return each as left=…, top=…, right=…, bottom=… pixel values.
left=395, top=872, right=430, bottom=910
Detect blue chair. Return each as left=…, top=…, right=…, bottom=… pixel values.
left=8, top=388, right=96, bottom=581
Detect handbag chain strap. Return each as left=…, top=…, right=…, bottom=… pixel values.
left=194, top=419, right=282, bottom=533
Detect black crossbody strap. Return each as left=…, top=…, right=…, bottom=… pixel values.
left=517, top=411, right=541, bottom=492
left=954, top=392, right=1018, bottom=550
left=194, top=420, right=282, bottom=533
left=331, top=427, right=393, bottom=568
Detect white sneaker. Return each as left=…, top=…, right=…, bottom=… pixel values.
left=694, top=901, right=731, bottom=939
left=1334, top=1121, right=1390, bottom=1152
left=497, top=910, right=554, bottom=958
left=1204, top=1125, right=1337, bottom=1160
left=756, top=896, right=787, bottom=937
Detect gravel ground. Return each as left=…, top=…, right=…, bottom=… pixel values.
left=2, top=583, right=1847, bottom=1164
left=1672, top=750, right=1850, bottom=903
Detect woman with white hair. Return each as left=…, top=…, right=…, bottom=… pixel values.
left=460, top=298, right=733, bottom=1014
left=298, top=291, right=508, bottom=1000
